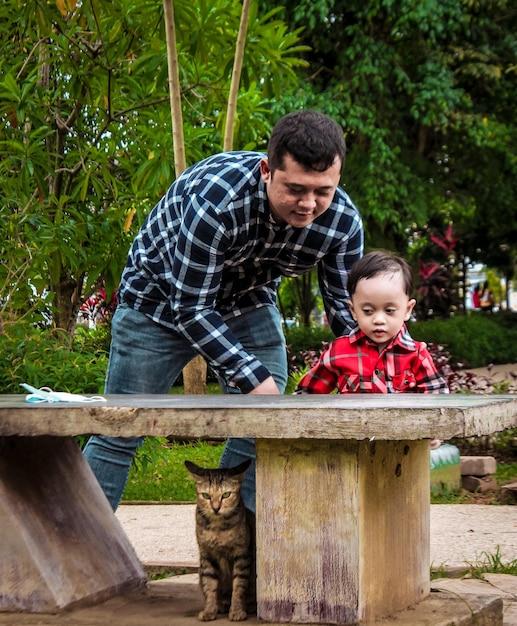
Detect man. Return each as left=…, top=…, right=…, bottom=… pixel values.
left=83, top=110, right=363, bottom=511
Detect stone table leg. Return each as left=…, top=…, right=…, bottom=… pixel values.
left=256, top=438, right=430, bottom=624
left=0, top=436, right=146, bottom=612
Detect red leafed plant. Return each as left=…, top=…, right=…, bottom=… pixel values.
left=416, top=224, right=459, bottom=319
left=429, top=223, right=458, bottom=254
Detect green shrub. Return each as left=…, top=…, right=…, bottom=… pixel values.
left=73, top=324, right=111, bottom=356
left=409, top=312, right=517, bottom=367
left=284, top=325, right=334, bottom=356
left=0, top=323, right=108, bottom=394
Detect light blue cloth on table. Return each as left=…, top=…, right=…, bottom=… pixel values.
left=20, top=383, right=106, bottom=404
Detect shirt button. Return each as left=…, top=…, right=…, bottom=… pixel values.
left=375, top=369, right=383, bottom=377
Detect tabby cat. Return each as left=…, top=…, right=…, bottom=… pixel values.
left=185, top=459, right=255, bottom=622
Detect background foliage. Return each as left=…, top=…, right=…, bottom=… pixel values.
left=262, top=0, right=517, bottom=274
left=3, top=312, right=515, bottom=395
left=1, top=0, right=515, bottom=368
left=0, top=0, right=305, bottom=331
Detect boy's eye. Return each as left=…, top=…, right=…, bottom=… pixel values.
left=222, top=491, right=231, bottom=499
left=362, top=309, right=373, bottom=315
left=201, top=493, right=211, bottom=499
left=386, top=308, right=396, bottom=314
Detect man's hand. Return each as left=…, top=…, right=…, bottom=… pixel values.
left=249, top=376, right=280, bottom=395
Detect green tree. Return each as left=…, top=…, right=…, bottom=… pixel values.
left=0, top=0, right=306, bottom=332
left=264, top=0, right=517, bottom=269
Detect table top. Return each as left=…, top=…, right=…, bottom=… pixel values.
left=0, top=393, right=515, bottom=440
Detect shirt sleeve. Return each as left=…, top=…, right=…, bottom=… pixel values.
left=317, top=210, right=364, bottom=337
left=413, top=344, right=450, bottom=394
left=295, top=344, right=339, bottom=394
left=170, top=194, right=270, bottom=393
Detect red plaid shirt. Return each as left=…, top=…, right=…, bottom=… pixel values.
left=296, top=326, right=449, bottom=394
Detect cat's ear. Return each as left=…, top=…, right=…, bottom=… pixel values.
left=226, top=459, right=252, bottom=478
left=184, top=460, right=207, bottom=477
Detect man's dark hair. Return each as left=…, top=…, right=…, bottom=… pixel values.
left=267, top=110, right=346, bottom=173
left=347, top=251, right=414, bottom=297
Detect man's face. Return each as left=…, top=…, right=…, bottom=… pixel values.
left=260, top=153, right=341, bottom=228
left=350, top=271, right=416, bottom=349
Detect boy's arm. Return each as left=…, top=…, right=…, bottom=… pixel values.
left=295, top=345, right=339, bottom=394
left=413, top=343, right=449, bottom=394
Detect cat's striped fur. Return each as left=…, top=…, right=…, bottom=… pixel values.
left=185, top=460, right=255, bottom=622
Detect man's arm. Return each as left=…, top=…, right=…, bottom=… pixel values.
left=170, top=195, right=271, bottom=393
left=249, top=376, right=280, bottom=395
left=317, top=207, right=364, bottom=337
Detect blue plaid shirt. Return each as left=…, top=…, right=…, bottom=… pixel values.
left=120, top=151, right=363, bottom=392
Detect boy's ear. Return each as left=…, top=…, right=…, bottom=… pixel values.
left=348, top=299, right=357, bottom=321
left=404, top=298, right=416, bottom=321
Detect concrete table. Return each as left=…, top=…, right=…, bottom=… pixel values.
left=0, top=394, right=516, bottom=623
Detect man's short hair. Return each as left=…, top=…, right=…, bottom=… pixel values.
left=348, top=251, right=414, bottom=297
left=267, top=110, right=346, bottom=173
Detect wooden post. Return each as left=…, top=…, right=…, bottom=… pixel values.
left=256, top=439, right=430, bottom=624
left=0, top=436, right=145, bottom=612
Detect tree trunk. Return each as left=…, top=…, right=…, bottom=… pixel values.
left=294, top=272, right=315, bottom=326
left=53, top=273, right=84, bottom=335
left=223, top=0, right=251, bottom=151
left=163, top=0, right=206, bottom=394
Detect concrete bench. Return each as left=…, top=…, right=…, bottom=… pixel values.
left=0, top=393, right=516, bottom=624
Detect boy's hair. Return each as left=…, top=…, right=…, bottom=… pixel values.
left=347, top=251, right=414, bottom=297
left=267, top=110, right=346, bottom=174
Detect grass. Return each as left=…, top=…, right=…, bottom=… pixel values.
left=431, top=490, right=470, bottom=504
left=430, top=462, right=517, bottom=504
left=466, top=546, right=517, bottom=578
left=123, top=438, right=225, bottom=502
left=496, top=462, right=517, bottom=485
left=431, top=546, right=517, bottom=580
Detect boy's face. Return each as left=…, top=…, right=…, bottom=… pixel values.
left=349, top=271, right=416, bottom=349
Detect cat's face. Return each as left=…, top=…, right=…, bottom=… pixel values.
left=185, top=460, right=250, bottom=517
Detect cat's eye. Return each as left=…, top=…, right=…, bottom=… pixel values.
left=221, top=491, right=231, bottom=499
left=201, top=493, right=211, bottom=499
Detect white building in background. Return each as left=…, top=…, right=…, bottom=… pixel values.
left=465, top=262, right=515, bottom=311
left=465, top=263, right=485, bottom=311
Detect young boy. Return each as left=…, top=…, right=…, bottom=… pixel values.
left=296, top=251, right=449, bottom=398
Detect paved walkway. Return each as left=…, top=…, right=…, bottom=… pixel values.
left=114, top=503, right=517, bottom=624
left=116, top=503, right=517, bottom=572
left=465, top=363, right=517, bottom=379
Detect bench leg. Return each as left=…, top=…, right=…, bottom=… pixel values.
left=0, top=436, right=146, bottom=612
left=256, top=439, right=430, bottom=624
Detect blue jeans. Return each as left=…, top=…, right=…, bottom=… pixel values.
left=83, top=303, right=287, bottom=512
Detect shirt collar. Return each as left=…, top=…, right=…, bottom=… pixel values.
left=349, top=325, right=417, bottom=352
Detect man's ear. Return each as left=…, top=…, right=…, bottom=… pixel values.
left=404, top=298, right=416, bottom=321
left=260, top=158, right=271, bottom=183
